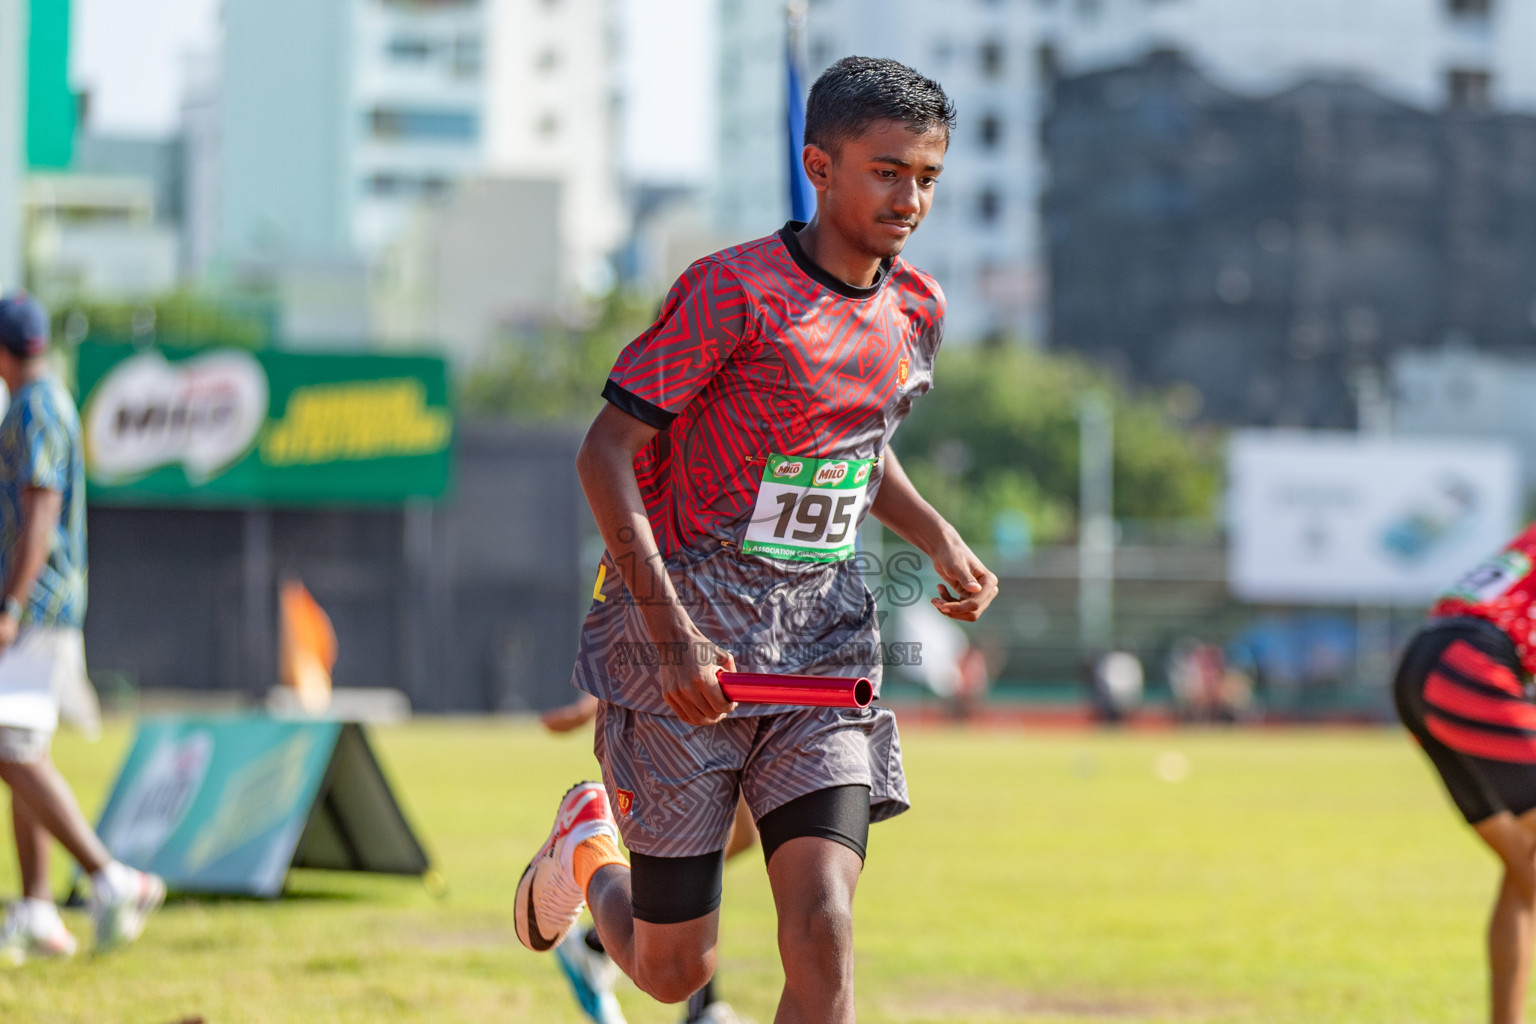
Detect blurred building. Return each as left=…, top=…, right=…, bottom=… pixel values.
left=1394, top=348, right=1536, bottom=484
left=15, top=1, right=193, bottom=304
left=712, top=0, right=791, bottom=236
left=23, top=173, right=179, bottom=299
left=24, top=0, right=70, bottom=170
left=179, top=50, right=220, bottom=282
left=215, top=0, right=483, bottom=268
left=73, top=134, right=184, bottom=229
left=618, top=184, right=737, bottom=296
left=1044, top=51, right=1536, bottom=428
left=210, top=0, right=620, bottom=352
left=0, top=0, right=73, bottom=292
left=0, top=0, right=22, bottom=291
left=482, top=0, right=624, bottom=295
left=1046, top=0, right=1536, bottom=115
left=372, top=177, right=563, bottom=361
left=716, top=0, right=1536, bottom=346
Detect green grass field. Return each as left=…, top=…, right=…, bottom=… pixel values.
left=0, top=718, right=1508, bottom=1023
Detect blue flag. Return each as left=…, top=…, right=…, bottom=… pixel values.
left=785, top=14, right=816, bottom=223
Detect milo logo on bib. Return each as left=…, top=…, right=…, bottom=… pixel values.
left=815, top=462, right=849, bottom=486
left=742, top=453, right=874, bottom=563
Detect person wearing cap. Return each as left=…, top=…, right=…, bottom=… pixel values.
left=0, top=292, right=164, bottom=965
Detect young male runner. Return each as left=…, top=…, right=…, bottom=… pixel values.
left=515, top=57, right=999, bottom=1022
left=541, top=693, right=757, bottom=1024
left=1396, top=521, right=1536, bottom=1024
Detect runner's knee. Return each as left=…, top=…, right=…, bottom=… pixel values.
left=1506, top=845, right=1536, bottom=903
left=629, top=855, right=721, bottom=1006
left=765, top=829, right=863, bottom=976
left=1480, top=819, right=1536, bottom=901
left=632, top=944, right=715, bottom=1004
left=778, top=899, right=854, bottom=981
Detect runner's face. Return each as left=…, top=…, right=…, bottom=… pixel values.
left=811, top=120, right=946, bottom=260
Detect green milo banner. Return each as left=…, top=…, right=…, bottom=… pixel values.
left=94, top=716, right=430, bottom=897
left=76, top=342, right=452, bottom=505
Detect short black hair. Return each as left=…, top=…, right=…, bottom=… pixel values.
left=804, top=56, right=956, bottom=156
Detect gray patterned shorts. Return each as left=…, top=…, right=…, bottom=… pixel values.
left=0, top=726, right=51, bottom=764
left=594, top=701, right=910, bottom=858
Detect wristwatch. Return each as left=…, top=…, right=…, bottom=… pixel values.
left=2, top=596, right=22, bottom=621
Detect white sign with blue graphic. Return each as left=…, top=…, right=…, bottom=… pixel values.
left=1228, top=431, right=1522, bottom=603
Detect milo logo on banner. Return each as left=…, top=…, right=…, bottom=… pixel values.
left=83, top=350, right=269, bottom=484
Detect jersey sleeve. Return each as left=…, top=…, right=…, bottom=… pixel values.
left=917, top=275, right=946, bottom=363
left=20, top=400, right=68, bottom=492
left=603, top=259, right=753, bottom=430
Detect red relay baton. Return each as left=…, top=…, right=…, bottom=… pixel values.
left=716, top=671, right=874, bottom=709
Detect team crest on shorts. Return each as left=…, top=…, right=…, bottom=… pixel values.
left=615, top=788, right=635, bottom=817
left=897, top=356, right=910, bottom=389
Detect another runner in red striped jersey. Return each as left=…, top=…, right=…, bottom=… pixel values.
left=1396, top=522, right=1536, bottom=1024
left=1429, top=522, right=1536, bottom=679
left=516, top=58, right=999, bottom=1024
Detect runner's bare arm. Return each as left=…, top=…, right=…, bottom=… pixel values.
left=575, top=403, right=737, bottom=724
left=869, top=450, right=998, bottom=622
left=0, top=487, right=63, bottom=646
left=540, top=693, right=601, bottom=733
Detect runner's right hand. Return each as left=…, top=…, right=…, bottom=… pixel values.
left=660, top=635, right=738, bottom=726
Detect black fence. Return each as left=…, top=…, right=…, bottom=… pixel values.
left=84, top=422, right=589, bottom=714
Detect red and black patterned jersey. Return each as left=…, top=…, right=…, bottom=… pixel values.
left=1432, top=521, right=1536, bottom=678
left=572, top=222, right=945, bottom=715
left=602, top=222, right=943, bottom=557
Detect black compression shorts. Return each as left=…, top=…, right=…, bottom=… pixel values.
left=629, top=784, right=871, bottom=925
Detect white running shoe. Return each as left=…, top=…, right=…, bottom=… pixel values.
left=515, top=781, right=620, bottom=952
left=554, top=925, right=628, bottom=1024
left=0, top=902, right=77, bottom=966
left=690, top=1003, right=755, bottom=1024
left=89, top=867, right=165, bottom=953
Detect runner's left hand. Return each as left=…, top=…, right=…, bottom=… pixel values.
left=929, top=536, right=999, bottom=622
left=0, top=613, right=18, bottom=649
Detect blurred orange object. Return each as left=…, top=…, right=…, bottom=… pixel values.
left=279, top=579, right=337, bottom=714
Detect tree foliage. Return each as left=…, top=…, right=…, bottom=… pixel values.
left=53, top=292, right=276, bottom=349
left=892, top=345, right=1221, bottom=546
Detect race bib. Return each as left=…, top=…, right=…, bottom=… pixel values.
left=1442, top=549, right=1532, bottom=605
left=740, top=453, right=873, bottom=562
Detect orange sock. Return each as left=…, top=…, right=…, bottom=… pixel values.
left=572, top=834, right=628, bottom=895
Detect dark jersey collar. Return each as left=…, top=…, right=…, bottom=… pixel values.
left=778, top=221, right=894, bottom=300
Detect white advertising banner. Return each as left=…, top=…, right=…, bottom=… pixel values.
left=1228, top=431, right=1522, bottom=603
